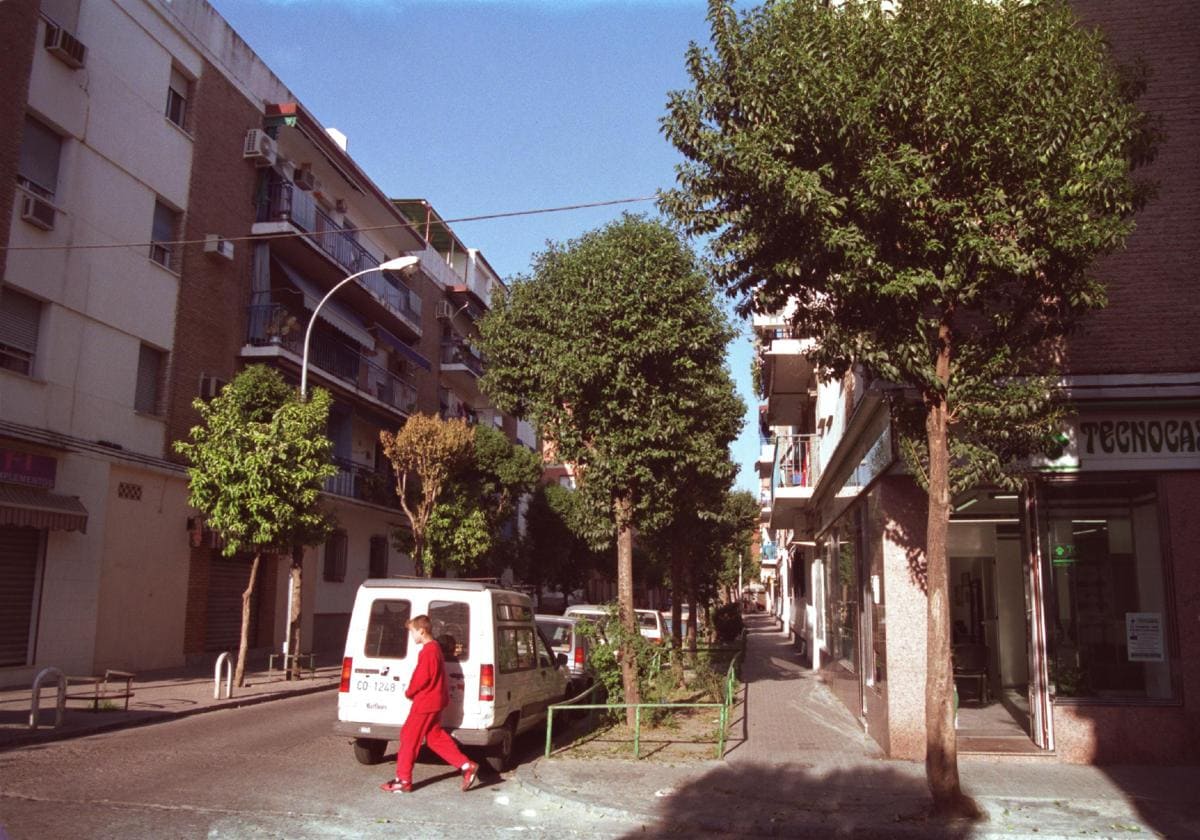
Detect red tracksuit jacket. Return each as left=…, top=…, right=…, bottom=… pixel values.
left=405, top=639, right=449, bottom=714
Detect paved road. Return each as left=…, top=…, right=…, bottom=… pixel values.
left=0, top=692, right=638, bottom=840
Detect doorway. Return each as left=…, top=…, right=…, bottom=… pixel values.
left=949, top=492, right=1040, bottom=751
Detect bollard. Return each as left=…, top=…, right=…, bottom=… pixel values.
left=213, top=652, right=233, bottom=699
left=29, top=667, right=66, bottom=730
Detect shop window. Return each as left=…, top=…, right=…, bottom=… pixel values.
left=1044, top=477, right=1174, bottom=701
left=831, top=522, right=860, bottom=673
left=323, top=529, right=347, bottom=582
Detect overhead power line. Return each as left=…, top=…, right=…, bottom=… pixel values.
left=0, top=194, right=658, bottom=254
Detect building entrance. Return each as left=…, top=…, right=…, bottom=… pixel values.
left=949, top=492, right=1043, bottom=752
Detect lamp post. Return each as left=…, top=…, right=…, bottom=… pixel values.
left=284, top=255, right=420, bottom=667
left=299, top=255, right=420, bottom=398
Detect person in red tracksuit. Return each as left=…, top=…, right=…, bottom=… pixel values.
left=380, top=614, right=479, bottom=794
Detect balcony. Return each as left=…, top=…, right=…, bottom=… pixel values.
left=325, top=455, right=398, bottom=507
left=770, top=433, right=820, bottom=528
left=254, top=181, right=422, bottom=338
left=762, top=334, right=816, bottom=425
left=243, top=304, right=418, bottom=417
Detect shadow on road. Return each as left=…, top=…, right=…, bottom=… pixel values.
left=621, top=760, right=978, bottom=839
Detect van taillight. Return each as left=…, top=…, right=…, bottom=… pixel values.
left=479, top=664, right=495, bottom=701
left=339, top=657, right=353, bottom=693
left=574, top=647, right=585, bottom=668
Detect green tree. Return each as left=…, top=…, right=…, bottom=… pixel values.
left=380, top=413, right=474, bottom=577
left=417, top=424, right=543, bottom=577
left=174, top=365, right=336, bottom=686
left=661, top=0, right=1155, bottom=815
left=480, top=214, right=742, bottom=724
left=522, top=481, right=605, bottom=601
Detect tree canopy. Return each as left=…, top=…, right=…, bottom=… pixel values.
left=480, top=213, right=744, bottom=720
left=174, top=364, right=335, bottom=685
left=661, top=0, right=1156, bottom=815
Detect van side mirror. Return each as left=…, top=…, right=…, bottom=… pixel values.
left=555, top=652, right=568, bottom=668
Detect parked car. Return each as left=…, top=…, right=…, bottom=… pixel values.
left=335, top=579, right=568, bottom=773
left=564, top=604, right=667, bottom=645
left=536, top=614, right=599, bottom=698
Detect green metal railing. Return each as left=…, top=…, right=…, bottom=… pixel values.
left=544, top=638, right=744, bottom=760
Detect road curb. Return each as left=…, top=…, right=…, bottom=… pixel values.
left=512, top=756, right=657, bottom=824
left=1, top=681, right=337, bottom=752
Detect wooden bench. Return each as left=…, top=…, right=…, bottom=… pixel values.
left=65, top=670, right=135, bottom=711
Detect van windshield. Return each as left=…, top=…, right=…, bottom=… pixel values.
left=365, top=599, right=411, bottom=658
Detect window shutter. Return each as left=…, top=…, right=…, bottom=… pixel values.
left=134, top=344, right=161, bottom=413
left=0, top=289, right=41, bottom=354
left=17, top=117, right=62, bottom=198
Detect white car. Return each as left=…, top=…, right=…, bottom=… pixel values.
left=335, top=579, right=568, bottom=772
left=563, top=604, right=668, bottom=645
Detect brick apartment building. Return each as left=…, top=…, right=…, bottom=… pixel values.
left=0, top=0, right=533, bottom=687
left=757, top=1, right=1199, bottom=764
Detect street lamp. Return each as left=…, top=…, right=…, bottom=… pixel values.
left=284, top=255, right=419, bottom=670
left=299, top=255, right=420, bottom=398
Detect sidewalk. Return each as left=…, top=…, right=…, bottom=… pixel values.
left=517, top=613, right=1200, bottom=838
left=1, top=656, right=341, bottom=751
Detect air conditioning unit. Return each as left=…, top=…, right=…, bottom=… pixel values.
left=293, top=166, right=316, bottom=191
left=44, top=23, right=86, bottom=69
left=199, top=374, right=227, bottom=400
left=334, top=198, right=348, bottom=214
left=243, top=129, right=277, bottom=167
left=203, top=234, right=234, bottom=261
left=20, top=193, right=56, bottom=231
left=435, top=300, right=453, bottom=320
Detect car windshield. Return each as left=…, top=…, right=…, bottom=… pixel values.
left=637, top=613, right=659, bottom=630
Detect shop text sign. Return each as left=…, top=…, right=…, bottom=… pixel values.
left=0, top=447, right=57, bottom=489
left=1042, top=413, right=1200, bottom=472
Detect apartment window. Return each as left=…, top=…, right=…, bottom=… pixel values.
left=165, top=67, right=190, bottom=130
left=134, top=344, right=164, bottom=414
left=323, top=529, right=348, bottom=582
left=150, top=200, right=180, bottom=270
left=0, top=288, right=42, bottom=376
left=17, top=116, right=62, bottom=200
left=368, top=535, right=389, bottom=579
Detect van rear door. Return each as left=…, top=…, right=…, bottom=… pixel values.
left=340, top=596, right=414, bottom=727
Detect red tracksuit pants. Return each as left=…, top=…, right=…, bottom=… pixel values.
left=395, top=710, right=470, bottom=782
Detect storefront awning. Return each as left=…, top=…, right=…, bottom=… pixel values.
left=273, top=259, right=376, bottom=349
left=0, top=485, right=88, bottom=532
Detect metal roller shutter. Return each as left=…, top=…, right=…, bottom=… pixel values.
left=205, top=555, right=260, bottom=653
left=0, top=526, right=42, bottom=666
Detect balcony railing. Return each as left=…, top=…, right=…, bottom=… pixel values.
left=246, top=304, right=417, bottom=414
left=441, top=341, right=484, bottom=377
left=325, top=455, right=398, bottom=506
left=257, top=181, right=421, bottom=324
left=774, top=434, right=821, bottom=490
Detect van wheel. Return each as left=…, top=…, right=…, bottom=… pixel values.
left=486, top=721, right=516, bottom=773
left=353, top=738, right=386, bottom=765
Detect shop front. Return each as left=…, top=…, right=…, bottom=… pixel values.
left=809, top=406, right=1198, bottom=764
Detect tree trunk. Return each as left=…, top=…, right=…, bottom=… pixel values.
left=286, top=545, right=303, bottom=681
left=234, top=552, right=261, bottom=688
left=669, top=546, right=684, bottom=684
left=686, top=565, right=698, bottom=654
left=615, top=494, right=641, bottom=726
left=924, top=329, right=981, bottom=819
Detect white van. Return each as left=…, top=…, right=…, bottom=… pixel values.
left=335, top=579, right=568, bottom=771
left=564, top=604, right=668, bottom=645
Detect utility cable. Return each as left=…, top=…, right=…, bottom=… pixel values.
left=0, top=194, right=658, bottom=253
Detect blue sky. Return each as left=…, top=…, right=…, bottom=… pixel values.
left=210, top=0, right=761, bottom=494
